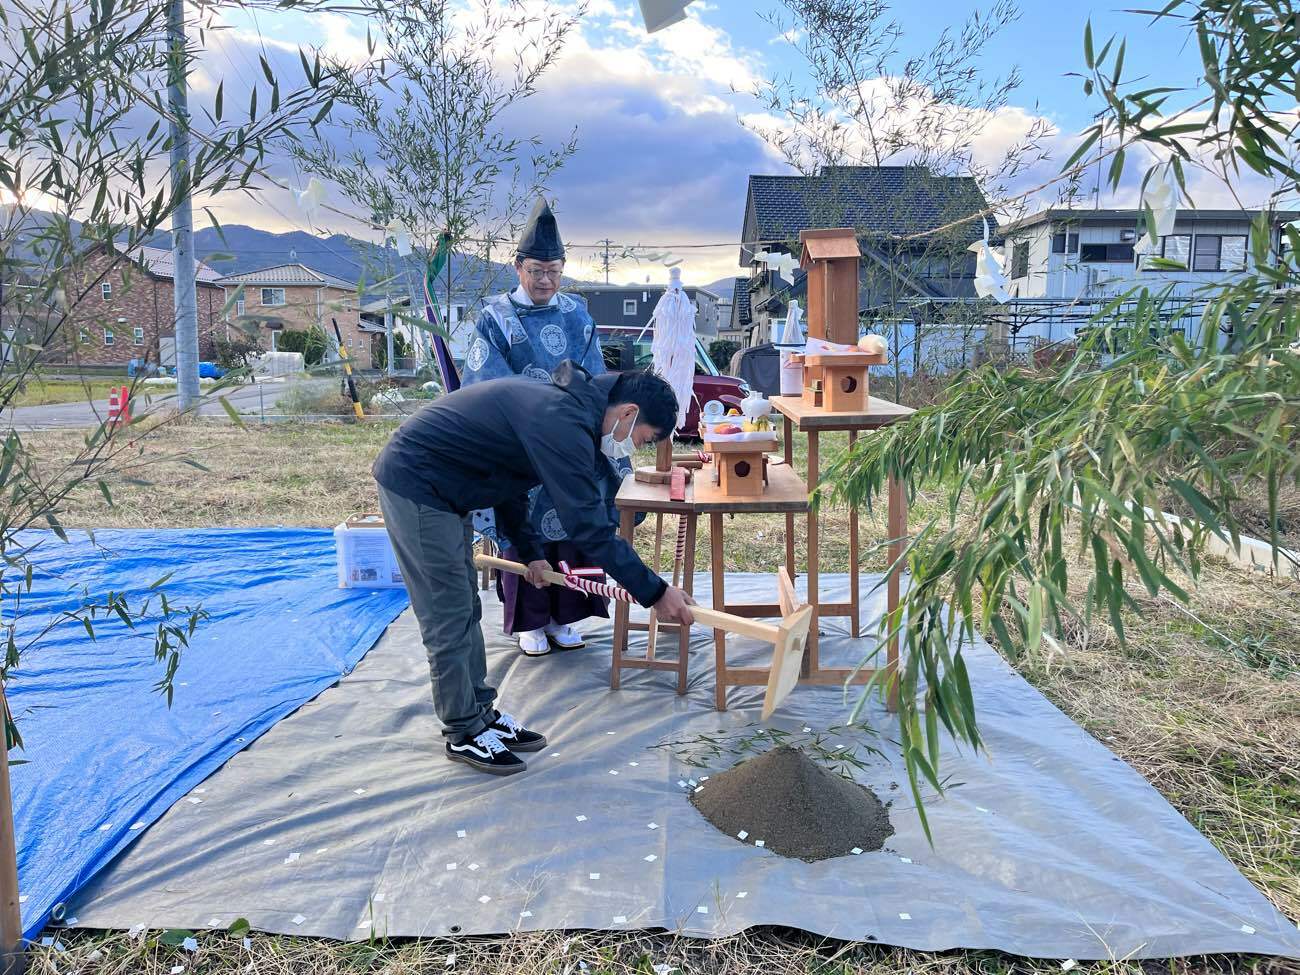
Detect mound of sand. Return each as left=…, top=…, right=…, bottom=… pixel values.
left=689, top=745, right=893, bottom=862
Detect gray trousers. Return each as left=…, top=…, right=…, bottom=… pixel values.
left=378, top=484, right=496, bottom=741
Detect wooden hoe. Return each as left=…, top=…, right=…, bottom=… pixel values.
left=475, top=555, right=814, bottom=719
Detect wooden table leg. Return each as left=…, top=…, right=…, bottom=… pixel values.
left=710, top=511, right=728, bottom=711
left=677, top=513, right=697, bottom=696
left=647, top=512, right=664, bottom=661
left=886, top=473, right=907, bottom=713
left=803, top=430, right=820, bottom=676
left=611, top=508, right=636, bottom=690
left=849, top=430, right=860, bottom=639
left=783, top=415, right=796, bottom=585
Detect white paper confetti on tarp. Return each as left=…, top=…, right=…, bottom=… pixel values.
left=63, top=575, right=1300, bottom=960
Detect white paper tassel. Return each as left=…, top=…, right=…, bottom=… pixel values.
left=295, top=177, right=326, bottom=222
left=968, top=219, right=1011, bottom=303
left=1135, top=161, right=1180, bottom=256
left=647, top=266, right=697, bottom=431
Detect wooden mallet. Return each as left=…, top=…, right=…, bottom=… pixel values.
left=476, top=555, right=814, bottom=719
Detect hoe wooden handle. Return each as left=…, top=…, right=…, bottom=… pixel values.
left=474, top=554, right=781, bottom=643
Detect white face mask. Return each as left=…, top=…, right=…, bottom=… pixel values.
left=600, top=407, right=639, bottom=459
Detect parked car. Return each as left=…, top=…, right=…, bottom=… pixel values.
left=596, top=325, right=749, bottom=438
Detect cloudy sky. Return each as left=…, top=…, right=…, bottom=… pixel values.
left=200, top=0, right=1264, bottom=285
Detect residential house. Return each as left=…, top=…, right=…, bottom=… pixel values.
left=216, top=263, right=375, bottom=369
left=993, top=207, right=1299, bottom=347
left=738, top=165, right=990, bottom=343
left=728, top=277, right=754, bottom=345
left=998, top=207, right=1300, bottom=300
left=59, top=245, right=224, bottom=367
left=714, top=296, right=744, bottom=345
left=574, top=283, right=722, bottom=337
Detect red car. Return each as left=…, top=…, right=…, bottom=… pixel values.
left=596, top=325, right=748, bottom=438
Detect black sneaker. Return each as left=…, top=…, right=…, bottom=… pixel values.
left=489, top=710, right=548, bottom=752
left=446, top=727, right=525, bottom=775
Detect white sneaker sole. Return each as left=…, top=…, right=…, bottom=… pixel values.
left=446, top=748, right=526, bottom=775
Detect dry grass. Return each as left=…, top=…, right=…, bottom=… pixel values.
left=31, top=421, right=395, bottom=528
left=22, top=421, right=1300, bottom=974
left=30, top=925, right=1300, bottom=975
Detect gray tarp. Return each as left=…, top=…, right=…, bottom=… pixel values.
left=69, top=574, right=1300, bottom=960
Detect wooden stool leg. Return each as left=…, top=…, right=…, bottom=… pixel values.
left=783, top=414, right=796, bottom=595
left=647, top=513, right=668, bottom=660
left=710, top=512, right=727, bottom=711
left=803, top=430, right=820, bottom=676
left=611, top=509, right=636, bottom=690
left=676, top=514, right=697, bottom=696
left=849, top=430, right=860, bottom=639
left=886, top=474, right=907, bottom=713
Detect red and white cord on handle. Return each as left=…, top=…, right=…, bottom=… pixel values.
left=557, top=561, right=636, bottom=603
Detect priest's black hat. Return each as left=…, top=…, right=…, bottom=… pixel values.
left=516, top=197, right=565, bottom=262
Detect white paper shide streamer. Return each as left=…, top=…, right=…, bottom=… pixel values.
left=295, top=177, right=326, bottom=223
left=969, top=219, right=1011, bottom=303
left=647, top=266, right=697, bottom=431
left=1135, top=161, right=1181, bottom=257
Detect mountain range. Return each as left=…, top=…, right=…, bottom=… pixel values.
left=4, top=207, right=742, bottom=302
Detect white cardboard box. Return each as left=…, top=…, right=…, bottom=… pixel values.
left=334, top=514, right=405, bottom=589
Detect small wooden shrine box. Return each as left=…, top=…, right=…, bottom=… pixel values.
left=800, top=228, right=861, bottom=346
left=705, top=435, right=777, bottom=498
left=804, top=351, right=886, bottom=412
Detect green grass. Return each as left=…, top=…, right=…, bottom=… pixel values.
left=7, top=378, right=128, bottom=407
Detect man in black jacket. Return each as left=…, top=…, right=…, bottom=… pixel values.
left=373, top=362, right=694, bottom=775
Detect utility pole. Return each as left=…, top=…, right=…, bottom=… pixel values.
left=167, top=0, right=200, bottom=410
left=597, top=238, right=614, bottom=284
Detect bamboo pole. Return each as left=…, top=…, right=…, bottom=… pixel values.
left=0, top=688, right=24, bottom=975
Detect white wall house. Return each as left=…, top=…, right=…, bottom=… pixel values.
left=993, top=207, right=1297, bottom=347
left=1000, top=208, right=1300, bottom=301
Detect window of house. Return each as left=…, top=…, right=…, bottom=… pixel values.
left=103, top=329, right=114, bottom=346
left=1010, top=243, right=1029, bottom=279
left=623, top=299, right=637, bottom=315
left=235, top=298, right=245, bottom=317
left=1051, top=231, right=1080, bottom=254
left=78, top=329, right=90, bottom=345
left=1080, top=243, right=1135, bottom=263
left=1221, top=235, right=1247, bottom=270
left=101, top=282, right=112, bottom=300
left=1160, top=234, right=1192, bottom=267
left=1119, top=228, right=1136, bottom=243
left=133, top=326, right=144, bottom=345
left=1193, top=235, right=1221, bottom=271
left=453, top=304, right=465, bottom=323
left=261, top=287, right=286, bottom=306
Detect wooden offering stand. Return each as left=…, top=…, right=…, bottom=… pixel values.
left=804, top=351, right=887, bottom=413
left=703, top=434, right=777, bottom=498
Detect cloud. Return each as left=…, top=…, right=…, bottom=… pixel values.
left=179, top=2, right=1295, bottom=289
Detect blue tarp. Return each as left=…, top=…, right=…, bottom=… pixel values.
left=9, top=528, right=409, bottom=940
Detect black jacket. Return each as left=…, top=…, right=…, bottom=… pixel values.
left=372, top=362, right=666, bottom=607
